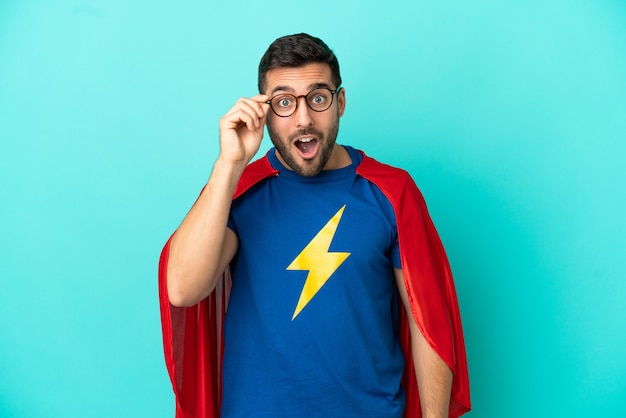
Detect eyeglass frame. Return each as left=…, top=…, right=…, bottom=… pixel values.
left=265, top=87, right=342, bottom=117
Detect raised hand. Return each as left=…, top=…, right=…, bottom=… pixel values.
left=218, top=94, right=270, bottom=167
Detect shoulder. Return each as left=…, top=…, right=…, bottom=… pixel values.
left=356, top=150, right=413, bottom=181
left=234, top=155, right=279, bottom=200
left=355, top=151, right=426, bottom=206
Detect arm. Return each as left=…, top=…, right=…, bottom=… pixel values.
left=394, top=267, right=453, bottom=418
left=167, top=95, right=270, bottom=307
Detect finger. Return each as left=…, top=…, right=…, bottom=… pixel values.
left=224, top=110, right=258, bottom=133
left=244, top=94, right=270, bottom=118
left=236, top=106, right=265, bottom=132
left=226, top=97, right=268, bottom=128
left=223, top=103, right=262, bottom=130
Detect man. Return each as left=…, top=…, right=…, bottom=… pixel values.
left=159, top=33, right=470, bottom=417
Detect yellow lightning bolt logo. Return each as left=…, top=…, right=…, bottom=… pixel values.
left=287, top=205, right=351, bottom=320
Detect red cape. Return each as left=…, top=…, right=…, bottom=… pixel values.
left=159, top=152, right=471, bottom=417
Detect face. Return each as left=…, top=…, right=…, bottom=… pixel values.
left=264, top=63, right=346, bottom=177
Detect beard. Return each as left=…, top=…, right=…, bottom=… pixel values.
left=266, top=116, right=340, bottom=178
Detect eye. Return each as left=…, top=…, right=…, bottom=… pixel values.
left=273, top=95, right=293, bottom=108
left=310, top=93, right=327, bottom=105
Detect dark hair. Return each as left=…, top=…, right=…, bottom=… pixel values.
left=258, top=33, right=342, bottom=93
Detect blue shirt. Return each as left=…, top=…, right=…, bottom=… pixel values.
left=222, top=146, right=405, bottom=417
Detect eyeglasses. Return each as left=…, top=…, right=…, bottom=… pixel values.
left=265, top=87, right=341, bottom=117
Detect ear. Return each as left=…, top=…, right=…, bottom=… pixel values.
left=337, top=87, right=346, bottom=117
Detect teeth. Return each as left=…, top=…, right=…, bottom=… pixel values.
left=298, top=137, right=314, bottom=143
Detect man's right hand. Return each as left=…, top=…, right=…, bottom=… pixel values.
left=218, top=94, right=270, bottom=168
left=167, top=94, right=270, bottom=307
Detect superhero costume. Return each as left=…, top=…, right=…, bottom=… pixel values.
left=159, top=148, right=471, bottom=417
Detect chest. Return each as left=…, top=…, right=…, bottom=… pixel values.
left=229, top=175, right=399, bottom=321
left=231, top=175, right=397, bottom=273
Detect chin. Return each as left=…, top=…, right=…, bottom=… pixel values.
left=288, top=158, right=325, bottom=177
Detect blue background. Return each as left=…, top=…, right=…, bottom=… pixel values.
left=1, top=1, right=625, bottom=417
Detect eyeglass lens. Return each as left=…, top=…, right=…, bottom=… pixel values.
left=269, top=88, right=335, bottom=117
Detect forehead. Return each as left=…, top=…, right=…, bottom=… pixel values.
left=265, top=63, right=333, bottom=95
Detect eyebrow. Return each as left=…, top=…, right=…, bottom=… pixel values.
left=270, top=82, right=333, bottom=96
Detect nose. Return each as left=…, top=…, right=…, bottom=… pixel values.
left=293, top=96, right=314, bottom=127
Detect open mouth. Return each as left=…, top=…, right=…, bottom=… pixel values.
left=294, top=137, right=319, bottom=159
